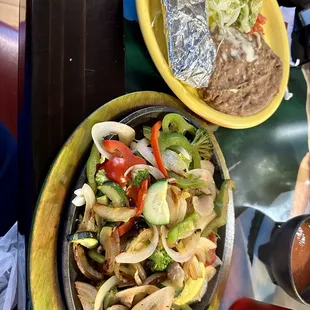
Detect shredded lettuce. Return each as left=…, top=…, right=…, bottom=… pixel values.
left=207, top=0, right=263, bottom=33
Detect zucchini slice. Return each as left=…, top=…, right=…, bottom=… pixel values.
left=67, top=231, right=98, bottom=249
left=98, top=182, right=128, bottom=207
left=97, top=194, right=109, bottom=205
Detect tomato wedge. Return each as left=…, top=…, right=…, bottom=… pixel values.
left=151, top=121, right=168, bottom=177
left=103, top=157, right=129, bottom=186
left=249, top=13, right=266, bottom=35
left=102, top=140, right=146, bottom=186
left=103, top=140, right=146, bottom=166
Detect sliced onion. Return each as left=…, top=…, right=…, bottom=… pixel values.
left=132, top=287, right=174, bottom=310
left=73, top=244, right=103, bottom=281
left=105, top=229, right=121, bottom=275
left=79, top=183, right=97, bottom=232
left=192, top=195, right=214, bottom=217
left=189, top=169, right=216, bottom=199
left=198, top=237, right=217, bottom=251
left=197, top=211, right=217, bottom=231
left=94, top=276, right=120, bottom=310
left=200, top=160, right=215, bottom=176
left=195, top=247, right=207, bottom=265
left=205, top=265, right=217, bottom=281
left=116, top=225, right=159, bottom=264
left=167, top=262, right=184, bottom=288
left=166, top=187, right=178, bottom=225
left=134, top=271, right=143, bottom=286
left=74, top=188, right=83, bottom=196
left=75, top=282, right=98, bottom=304
left=133, top=263, right=147, bottom=281
left=161, top=226, right=200, bottom=263
left=107, top=306, right=129, bottom=310
left=136, top=139, right=157, bottom=166
left=127, top=229, right=153, bottom=252
left=189, top=256, right=203, bottom=280
left=75, top=281, right=98, bottom=310
left=91, top=122, right=135, bottom=159
left=143, top=272, right=166, bottom=285
left=213, top=255, right=222, bottom=268
left=177, top=192, right=188, bottom=224
left=162, top=150, right=188, bottom=176
left=72, top=195, right=86, bottom=207
left=112, top=285, right=159, bottom=308
left=94, top=204, right=137, bottom=222
left=78, top=296, right=94, bottom=310
left=130, top=141, right=138, bottom=152
left=124, top=164, right=165, bottom=179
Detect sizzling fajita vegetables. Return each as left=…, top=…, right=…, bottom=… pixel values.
left=68, top=113, right=234, bottom=309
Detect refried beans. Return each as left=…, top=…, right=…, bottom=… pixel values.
left=291, top=220, right=310, bottom=296
left=198, top=27, right=283, bottom=116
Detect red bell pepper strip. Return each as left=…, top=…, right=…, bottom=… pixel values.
left=136, top=179, right=149, bottom=216
left=205, top=232, right=217, bottom=266
left=151, top=121, right=168, bottom=177
left=117, top=217, right=136, bottom=237
left=118, top=180, right=149, bottom=235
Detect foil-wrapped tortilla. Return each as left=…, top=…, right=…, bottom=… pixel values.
left=161, top=0, right=216, bottom=88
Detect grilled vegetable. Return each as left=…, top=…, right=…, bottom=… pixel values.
left=98, top=182, right=128, bottom=207
left=143, top=180, right=170, bottom=225
left=67, top=231, right=98, bottom=249
left=86, top=144, right=101, bottom=192
left=162, top=113, right=196, bottom=136
left=88, top=249, right=105, bottom=264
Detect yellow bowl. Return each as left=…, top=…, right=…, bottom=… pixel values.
left=136, top=0, right=290, bottom=129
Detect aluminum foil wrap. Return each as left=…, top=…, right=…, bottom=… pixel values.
left=162, top=0, right=216, bottom=88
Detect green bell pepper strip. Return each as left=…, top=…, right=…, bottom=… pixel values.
left=86, top=144, right=101, bottom=193
left=167, top=212, right=200, bottom=245
left=159, top=133, right=201, bottom=169
left=202, top=179, right=235, bottom=238
left=88, top=249, right=105, bottom=264
left=143, top=126, right=152, bottom=140
left=162, top=113, right=196, bottom=136
left=169, top=172, right=207, bottom=189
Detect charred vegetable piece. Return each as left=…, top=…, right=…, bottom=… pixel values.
left=86, top=144, right=101, bottom=193
left=88, top=249, right=105, bottom=264
left=67, top=231, right=98, bottom=249
left=191, top=128, right=213, bottom=161
left=162, top=113, right=196, bottom=136
left=159, top=133, right=201, bottom=169
left=202, top=179, right=235, bottom=237
left=147, top=248, right=172, bottom=272
left=167, top=212, right=200, bottom=245
left=73, top=244, right=104, bottom=281
left=98, top=182, right=128, bottom=207
left=143, top=180, right=170, bottom=225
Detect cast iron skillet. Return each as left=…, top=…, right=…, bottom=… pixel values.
left=59, top=106, right=234, bottom=310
